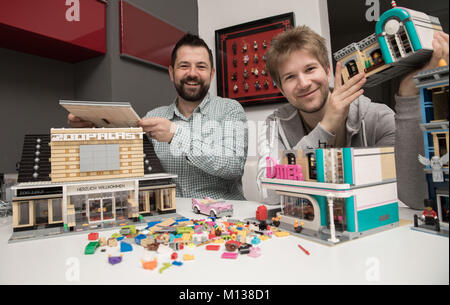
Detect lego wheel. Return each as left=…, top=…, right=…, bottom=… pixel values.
left=194, top=206, right=200, bottom=214
left=210, top=211, right=216, bottom=218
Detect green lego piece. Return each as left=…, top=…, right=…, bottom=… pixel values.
left=84, top=241, right=100, bottom=255
left=176, top=226, right=193, bottom=234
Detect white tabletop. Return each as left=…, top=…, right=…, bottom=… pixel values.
left=0, top=198, right=448, bottom=285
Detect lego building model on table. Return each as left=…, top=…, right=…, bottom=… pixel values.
left=333, top=2, right=443, bottom=88
left=10, top=127, right=179, bottom=242
left=260, top=146, right=399, bottom=245
left=412, top=64, right=449, bottom=237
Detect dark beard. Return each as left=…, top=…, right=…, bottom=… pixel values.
left=174, top=76, right=210, bottom=102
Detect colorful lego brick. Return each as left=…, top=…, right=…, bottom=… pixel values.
left=183, top=254, right=195, bottom=261
left=159, top=262, right=172, bottom=274
left=274, top=231, right=290, bottom=237
left=134, top=234, right=147, bottom=245
left=221, top=252, right=239, bottom=259
left=108, top=254, right=123, bottom=265
left=120, top=241, right=133, bottom=252
left=248, top=247, right=261, bottom=258
left=141, top=258, right=157, bottom=270
left=84, top=241, right=99, bottom=255
left=205, top=245, right=220, bottom=251
left=88, top=232, right=99, bottom=240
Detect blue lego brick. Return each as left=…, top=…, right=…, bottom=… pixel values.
left=120, top=241, right=133, bottom=253
left=146, top=221, right=162, bottom=229
left=134, top=234, right=147, bottom=245
left=173, top=217, right=190, bottom=224
left=357, top=202, right=399, bottom=232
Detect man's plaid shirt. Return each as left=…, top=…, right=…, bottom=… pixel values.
left=144, top=93, right=248, bottom=200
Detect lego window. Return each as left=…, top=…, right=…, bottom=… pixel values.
left=17, top=201, right=30, bottom=226
left=327, top=198, right=346, bottom=232
left=345, top=60, right=359, bottom=78
left=79, top=144, right=120, bottom=172
left=34, top=199, right=49, bottom=225
left=51, top=198, right=62, bottom=222
left=432, top=86, right=449, bottom=121
left=283, top=196, right=314, bottom=221
left=438, top=195, right=449, bottom=223
left=286, top=153, right=296, bottom=165
left=307, top=153, right=317, bottom=180
left=114, top=191, right=130, bottom=220
left=71, top=195, right=88, bottom=224
left=161, top=188, right=175, bottom=210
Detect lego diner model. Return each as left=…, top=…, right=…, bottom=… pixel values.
left=333, top=1, right=443, bottom=88
left=412, top=64, right=449, bottom=237
left=260, top=146, right=399, bottom=245
left=192, top=197, right=233, bottom=218
left=10, top=127, right=178, bottom=242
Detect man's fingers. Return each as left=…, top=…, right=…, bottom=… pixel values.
left=334, top=72, right=366, bottom=103
left=138, top=117, right=163, bottom=128
left=67, top=113, right=95, bottom=128
left=334, top=61, right=343, bottom=90
left=342, top=89, right=365, bottom=106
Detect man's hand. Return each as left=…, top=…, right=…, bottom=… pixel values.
left=320, top=62, right=366, bottom=135
left=67, top=113, right=95, bottom=128
left=399, top=31, right=449, bottom=97
left=138, top=117, right=177, bottom=143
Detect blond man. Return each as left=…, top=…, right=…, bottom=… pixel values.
left=257, top=26, right=448, bottom=209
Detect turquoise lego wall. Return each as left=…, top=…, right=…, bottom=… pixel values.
left=357, top=202, right=399, bottom=232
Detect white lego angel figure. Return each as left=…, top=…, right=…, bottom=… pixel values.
left=418, top=153, right=449, bottom=182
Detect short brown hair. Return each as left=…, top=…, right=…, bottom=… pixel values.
left=171, top=33, right=214, bottom=69
left=266, top=26, right=329, bottom=89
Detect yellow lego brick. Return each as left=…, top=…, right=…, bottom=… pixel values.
left=274, top=231, right=290, bottom=237
left=259, top=235, right=270, bottom=241
left=183, top=254, right=195, bottom=261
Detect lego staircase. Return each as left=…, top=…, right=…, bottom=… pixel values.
left=17, top=134, right=52, bottom=183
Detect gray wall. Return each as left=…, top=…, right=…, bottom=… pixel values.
left=0, top=0, right=198, bottom=173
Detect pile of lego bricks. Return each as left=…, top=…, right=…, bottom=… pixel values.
left=83, top=216, right=292, bottom=273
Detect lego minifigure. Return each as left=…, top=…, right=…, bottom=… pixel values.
left=243, top=54, right=249, bottom=65
left=242, top=43, right=247, bottom=53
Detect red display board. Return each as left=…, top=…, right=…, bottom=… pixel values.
left=0, top=0, right=106, bottom=62
left=119, top=0, right=186, bottom=69
left=215, top=13, right=294, bottom=106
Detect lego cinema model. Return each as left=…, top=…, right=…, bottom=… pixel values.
left=333, top=3, right=444, bottom=88
left=10, top=127, right=178, bottom=242
left=261, top=146, right=399, bottom=245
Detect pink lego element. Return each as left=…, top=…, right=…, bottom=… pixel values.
left=221, top=252, right=239, bottom=259
left=248, top=247, right=261, bottom=258
left=266, top=157, right=303, bottom=181
left=192, top=197, right=233, bottom=218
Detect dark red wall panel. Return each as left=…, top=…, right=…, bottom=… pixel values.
left=0, top=0, right=106, bottom=62
left=119, top=0, right=185, bottom=69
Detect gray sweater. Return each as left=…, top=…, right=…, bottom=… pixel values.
left=257, top=94, right=427, bottom=210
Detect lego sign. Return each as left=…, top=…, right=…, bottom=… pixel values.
left=51, top=132, right=144, bottom=142
left=66, top=180, right=136, bottom=196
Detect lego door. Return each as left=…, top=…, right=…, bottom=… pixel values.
left=102, top=198, right=115, bottom=221
left=88, top=199, right=101, bottom=223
